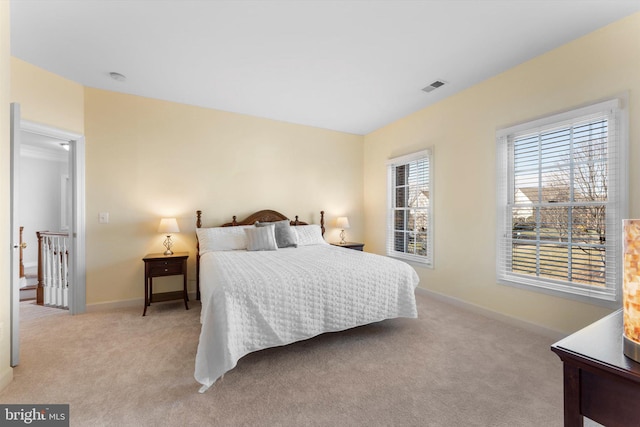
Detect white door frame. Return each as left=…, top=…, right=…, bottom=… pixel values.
left=10, top=104, right=21, bottom=366
left=19, top=119, right=86, bottom=314
left=68, top=136, right=86, bottom=314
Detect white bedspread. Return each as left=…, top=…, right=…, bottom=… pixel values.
left=194, top=245, right=419, bottom=392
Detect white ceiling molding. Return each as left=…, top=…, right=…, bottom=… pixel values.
left=21, top=120, right=82, bottom=142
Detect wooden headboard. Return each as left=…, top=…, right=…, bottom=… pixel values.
left=195, top=209, right=325, bottom=300
left=196, top=209, right=325, bottom=234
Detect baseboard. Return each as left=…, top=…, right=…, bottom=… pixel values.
left=0, top=366, right=13, bottom=393
left=86, top=298, right=141, bottom=312
left=415, top=287, right=566, bottom=341
left=86, top=292, right=198, bottom=312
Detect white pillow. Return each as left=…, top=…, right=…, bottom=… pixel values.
left=196, top=225, right=254, bottom=253
left=293, top=225, right=327, bottom=246
left=244, top=224, right=278, bottom=251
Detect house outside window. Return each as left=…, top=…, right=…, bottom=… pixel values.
left=387, top=150, right=433, bottom=266
left=496, top=98, right=627, bottom=305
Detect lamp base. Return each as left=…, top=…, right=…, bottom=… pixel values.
left=340, top=229, right=346, bottom=245
left=623, top=334, right=640, bottom=364
left=163, top=235, right=174, bottom=256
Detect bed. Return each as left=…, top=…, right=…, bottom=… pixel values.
left=194, top=209, right=419, bottom=392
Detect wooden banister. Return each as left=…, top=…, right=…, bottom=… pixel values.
left=37, top=231, right=69, bottom=237
left=36, top=231, right=44, bottom=305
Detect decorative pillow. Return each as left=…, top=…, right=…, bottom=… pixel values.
left=256, top=219, right=298, bottom=248
left=244, top=224, right=278, bottom=251
left=196, top=225, right=253, bottom=253
left=293, top=224, right=327, bottom=246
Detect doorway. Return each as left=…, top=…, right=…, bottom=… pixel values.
left=19, top=130, right=70, bottom=304
left=10, top=111, right=86, bottom=366
left=18, top=119, right=86, bottom=314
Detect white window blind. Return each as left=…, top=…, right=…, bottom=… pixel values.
left=496, top=99, right=627, bottom=303
left=387, top=150, right=433, bottom=266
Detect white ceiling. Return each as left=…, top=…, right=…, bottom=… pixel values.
left=10, top=0, right=640, bottom=135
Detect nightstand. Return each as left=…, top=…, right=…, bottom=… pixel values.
left=330, top=242, right=364, bottom=251
left=142, top=252, right=189, bottom=316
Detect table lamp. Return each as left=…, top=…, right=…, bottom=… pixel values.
left=336, top=216, right=350, bottom=245
left=158, top=218, right=179, bottom=255
left=623, top=219, right=640, bottom=363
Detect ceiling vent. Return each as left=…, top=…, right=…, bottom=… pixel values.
left=422, top=80, right=446, bottom=93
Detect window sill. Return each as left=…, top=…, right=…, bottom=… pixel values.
left=387, top=253, right=433, bottom=269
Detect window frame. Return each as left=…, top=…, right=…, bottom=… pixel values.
left=496, top=98, right=628, bottom=307
left=386, top=149, right=433, bottom=267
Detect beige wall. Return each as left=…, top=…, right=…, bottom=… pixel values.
left=364, top=13, right=640, bottom=335
left=10, top=57, right=84, bottom=134
left=84, top=88, right=364, bottom=305
left=0, top=0, right=13, bottom=392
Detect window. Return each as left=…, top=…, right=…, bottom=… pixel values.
left=496, top=99, right=627, bottom=303
left=387, top=150, right=433, bottom=266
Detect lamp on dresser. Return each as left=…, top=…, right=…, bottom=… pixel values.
left=158, top=218, right=180, bottom=255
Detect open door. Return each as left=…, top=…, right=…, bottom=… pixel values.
left=68, top=138, right=86, bottom=314
left=10, top=103, right=20, bottom=366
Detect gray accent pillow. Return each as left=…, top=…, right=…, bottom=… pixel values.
left=256, top=219, right=298, bottom=248
left=244, top=224, right=278, bottom=251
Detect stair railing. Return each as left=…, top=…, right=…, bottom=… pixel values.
left=36, top=231, right=70, bottom=308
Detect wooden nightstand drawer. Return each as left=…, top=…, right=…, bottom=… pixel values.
left=149, top=261, right=183, bottom=276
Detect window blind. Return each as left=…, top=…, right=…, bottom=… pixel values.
left=496, top=99, right=627, bottom=303
left=387, top=150, right=433, bottom=266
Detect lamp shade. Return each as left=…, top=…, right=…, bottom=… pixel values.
left=336, top=217, right=350, bottom=229
left=158, top=218, right=179, bottom=234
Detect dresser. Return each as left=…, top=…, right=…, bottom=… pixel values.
left=551, top=310, right=640, bottom=426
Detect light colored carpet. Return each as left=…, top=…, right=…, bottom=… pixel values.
left=19, top=300, right=67, bottom=319
left=1, top=294, right=564, bottom=426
